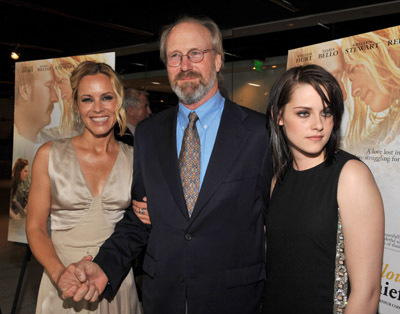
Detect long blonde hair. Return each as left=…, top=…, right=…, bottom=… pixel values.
left=342, top=28, right=400, bottom=99
left=342, top=27, right=400, bottom=149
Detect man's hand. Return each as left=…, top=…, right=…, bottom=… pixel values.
left=133, top=196, right=151, bottom=224
left=58, top=255, right=109, bottom=302
left=57, top=255, right=92, bottom=300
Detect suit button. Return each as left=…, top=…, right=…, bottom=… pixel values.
left=185, top=234, right=192, bottom=240
left=178, top=275, right=185, bottom=282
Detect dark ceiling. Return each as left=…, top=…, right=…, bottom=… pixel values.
left=1, top=0, right=400, bottom=100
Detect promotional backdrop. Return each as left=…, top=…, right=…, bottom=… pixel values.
left=287, top=25, right=400, bottom=313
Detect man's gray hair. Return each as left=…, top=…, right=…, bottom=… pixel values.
left=123, top=88, right=149, bottom=110
left=159, top=16, right=225, bottom=71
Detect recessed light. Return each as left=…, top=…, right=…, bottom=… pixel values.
left=11, top=51, right=20, bottom=60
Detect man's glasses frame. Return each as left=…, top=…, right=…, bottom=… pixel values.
left=167, top=49, right=214, bottom=67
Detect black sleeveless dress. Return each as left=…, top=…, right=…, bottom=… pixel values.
left=262, top=150, right=358, bottom=314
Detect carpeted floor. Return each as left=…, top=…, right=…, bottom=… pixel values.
left=0, top=179, right=42, bottom=314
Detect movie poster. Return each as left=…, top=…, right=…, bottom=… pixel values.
left=8, top=52, right=115, bottom=244
left=287, top=26, right=400, bottom=313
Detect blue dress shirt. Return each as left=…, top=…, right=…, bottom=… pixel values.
left=176, top=91, right=225, bottom=189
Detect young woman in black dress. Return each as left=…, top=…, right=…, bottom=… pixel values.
left=262, top=64, right=384, bottom=313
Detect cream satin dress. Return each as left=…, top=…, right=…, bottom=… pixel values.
left=35, top=138, right=142, bottom=314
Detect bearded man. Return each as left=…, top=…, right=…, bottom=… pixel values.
left=59, top=16, right=271, bottom=314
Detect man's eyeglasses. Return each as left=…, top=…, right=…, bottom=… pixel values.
left=167, top=49, right=214, bottom=67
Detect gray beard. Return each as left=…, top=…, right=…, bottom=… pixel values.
left=172, top=74, right=216, bottom=105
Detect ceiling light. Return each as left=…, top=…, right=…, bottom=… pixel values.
left=270, top=0, right=299, bottom=13
left=130, top=62, right=145, bottom=67
left=248, top=83, right=260, bottom=87
left=224, top=51, right=240, bottom=58
left=151, top=81, right=160, bottom=85
left=317, top=22, right=330, bottom=30
left=11, top=50, right=20, bottom=60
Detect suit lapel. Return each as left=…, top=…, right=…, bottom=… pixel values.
left=154, top=108, right=189, bottom=219
left=190, top=100, right=250, bottom=222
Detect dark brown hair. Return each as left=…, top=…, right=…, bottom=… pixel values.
left=267, top=64, right=344, bottom=180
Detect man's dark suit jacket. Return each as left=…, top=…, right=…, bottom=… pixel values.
left=94, top=99, right=271, bottom=314
left=114, top=124, right=134, bottom=146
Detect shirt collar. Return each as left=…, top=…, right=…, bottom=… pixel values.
left=127, top=122, right=136, bottom=135
left=178, top=90, right=224, bottom=128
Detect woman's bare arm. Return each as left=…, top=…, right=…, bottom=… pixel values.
left=338, top=159, right=384, bottom=314
left=26, top=142, right=81, bottom=290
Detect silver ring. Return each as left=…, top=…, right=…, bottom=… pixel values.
left=138, top=208, right=146, bottom=215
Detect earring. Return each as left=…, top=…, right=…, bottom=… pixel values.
left=73, top=110, right=83, bottom=132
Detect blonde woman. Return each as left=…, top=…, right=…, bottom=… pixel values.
left=27, top=62, right=142, bottom=314
left=52, top=54, right=107, bottom=137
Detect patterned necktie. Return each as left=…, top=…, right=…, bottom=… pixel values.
left=179, top=112, right=200, bottom=217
